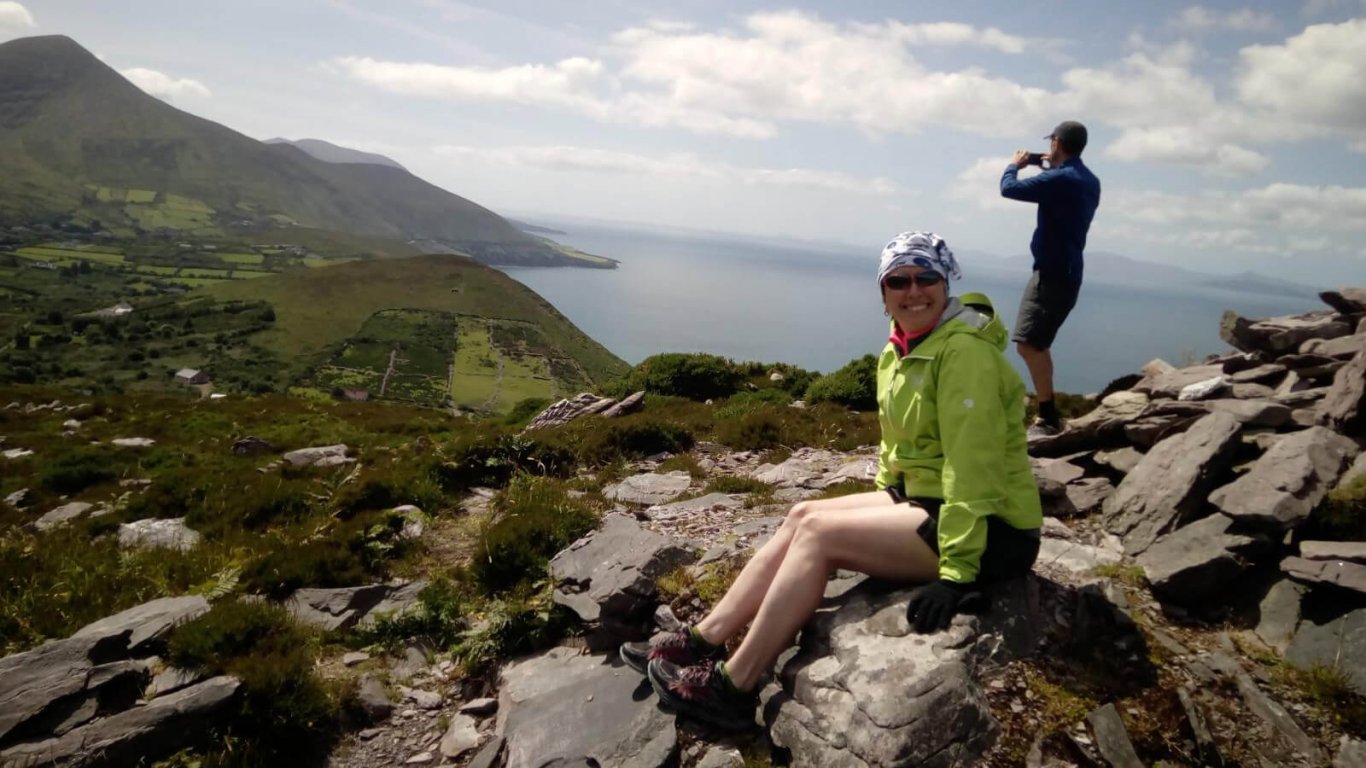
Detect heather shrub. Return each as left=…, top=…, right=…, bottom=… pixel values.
left=623, top=353, right=743, bottom=401
left=804, top=355, right=878, bottom=411
left=470, top=475, right=599, bottom=594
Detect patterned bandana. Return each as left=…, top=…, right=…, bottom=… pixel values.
left=877, top=231, right=962, bottom=287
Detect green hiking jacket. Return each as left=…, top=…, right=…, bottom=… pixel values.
left=874, top=292, right=1042, bottom=583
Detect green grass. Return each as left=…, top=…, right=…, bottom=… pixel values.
left=125, top=189, right=158, bottom=204
left=17, top=246, right=126, bottom=265
left=181, top=268, right=233, bottom=279
left=231, top=270, right=273, bottom=279
left=219, top=252, right=264, bottom=265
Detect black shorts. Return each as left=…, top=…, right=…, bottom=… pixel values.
left=886, top=487, right=1041, bottom=584
left=1012, top=270, right=1080, bottom=350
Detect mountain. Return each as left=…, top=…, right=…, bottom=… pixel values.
left=263, top=138, right=406, bottom=171
left=0, top=35, right=610, bottom=268
left=978, top=251, right=1317, bottom=297
left=509, top=219, right=568, bottom=236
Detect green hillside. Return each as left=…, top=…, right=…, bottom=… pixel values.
left=0, top=35, right=613, bottom=269
left=207, top=254, right=628, bottom=402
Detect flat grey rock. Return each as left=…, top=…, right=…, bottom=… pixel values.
left=497, top=648, right=676, bottom=768
left=1086, top=703, right=1144, bottom=768
left=751, top=457, right=820, bottom=488
left=355, top=580, right=428, bottom=629
left=439, top=713, right=481, bottom=759
left=1064, top=477, right=1114, bottom=516
left=148, top=665, right=204, bottom=698
left=1094, top=446, right=1143, bottom=475
left=281, top=443, right=348, bottom=466
left=1133, top=364, right=1225, bottom=399
left=644, top=492, right=741, bottom=519
left=117, top=518, right=201, bottom=552
left=1256, top=579, right=1307, bottom=654
left=285, top=584, right=392, bottom=631
left=1210, top=426, right=1359, bottom=529
left=1282, top=556, right=1366, bottom=595
left=1028, top=391, right=1149, bottom=456
left=1288, top=603, right=1366, bottom=694
left=1103, top=411, right=1242, bottom=555
left=1036, top=537, right=1121, bottom=574
left=73, top=595, right=210, bottom=654
left=111, top=437, right=156, bottom=448
left=0, top=634, right=111, bottom=743
left=32, top=501, right=94, bottom=532
left=1301, top=541, right=1366, bottom=563
left=602, top=472, right=692, bottom=505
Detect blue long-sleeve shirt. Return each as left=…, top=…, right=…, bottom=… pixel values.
left=1000, top=158, right=1100, bottom=284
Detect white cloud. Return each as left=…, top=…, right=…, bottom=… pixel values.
left=1105, top=127, right=1270, bottom=176
left=1237, top=19, right=1366, bottom=135
left=120, top=67, right=211, bottom=100
left=1172, top=6, right=1277, bottom=32
left=432, top=143, right=900, bottom=194
left=948, top=157, right=1028, bottom=212
left=0, top=1, right=33, bottom=30
left=338, top=11, right=1053, bottom=140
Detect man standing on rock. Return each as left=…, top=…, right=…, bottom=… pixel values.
left=1001, top=120, right=1101, bottom=438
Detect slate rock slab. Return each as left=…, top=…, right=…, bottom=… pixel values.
left=355, top=580, right=428, bottom=629
left=549, top=514, right=695, bottom=649
left=0, top=676, right=239, bottom=767
left=1028, top=391, right=1149, bottom=457
left=32, top=501, right=94, bottom=532
left=496, top=648, right=676, bottom=768
left=0, top=634, right=117, bottom=743
left=1320, top=287, right=1366, bottom=315
left=1134, top=364, right=1226, bottom=399
left=282, top=444, right=348, bottom=466
left=1287, top=602, right=1366, bottom=694
left=1103, top=411, right=1242, bottom=555
left=73, top=595, right=210, bottom=655
left=1282, top=556, right=1366, bottom=596
left=1256, top=579, right=1308, bottom=654
left=1209, top=426, right=1359, bottom=529
left=1086, top=703, right=1144, bottom=768
left=762, top=580, right=1034, bottom=767
left=286, top=585, right=392, bottom=631
left=1035, top=537, right=1121, bottom=575
left=1302, top=541, right=1366, bottom=563
left=602, top=472, right=692, bottom=505
left=1137, top=514, right=1264, bottom=608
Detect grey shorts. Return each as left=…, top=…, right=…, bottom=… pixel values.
left=1013, top=271, right=1080, bottom=350
left=885, top=487, right=1041, bottom=583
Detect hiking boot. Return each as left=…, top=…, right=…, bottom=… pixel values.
left=619, top=625, right=723, bottom=675
left=1026, top=418, right=1063, bottom=440
left=647, top=658, right=758, bottom=731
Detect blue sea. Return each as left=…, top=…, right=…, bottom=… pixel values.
left=501, top=220, right=1317, bottom=394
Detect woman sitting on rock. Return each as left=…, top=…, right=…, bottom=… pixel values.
left=620, top=231, right=1043, bottom=729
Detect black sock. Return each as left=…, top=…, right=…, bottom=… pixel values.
left=1038, top=399, right=1059, bottom=424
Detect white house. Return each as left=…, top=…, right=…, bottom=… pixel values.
left=174, top=368, right=209, bottom=385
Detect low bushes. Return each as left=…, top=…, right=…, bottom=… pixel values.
left=470, top=475, right=600, bottom=594
left=39, top=446, right=118, bottom=494
left=622, top=353, right=745, bottom=401
left=805, top=355, right=878, bottom=411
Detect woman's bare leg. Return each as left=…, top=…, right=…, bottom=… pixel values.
left=693, top=491, right=894, bottom=645
left=722, top=504, right=939, bottom=690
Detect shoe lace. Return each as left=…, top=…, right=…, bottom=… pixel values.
left=669, top=664, right=717, bottom=701
left=648, top=628, right=691, bottom=659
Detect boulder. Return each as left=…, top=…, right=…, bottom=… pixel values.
left=1209, top=426, right=1359, bottom=529
left=281, top=444, right=348, bottom=466
left=1318, top=345, right=1366, bottom=434
left=1103, top=412, right=1243, bottom=554
left=0, top=676, right=239, bottom=768
left=1137, top=514, right=1264, bottom=608
left=600, top=391, right=646, bottom=419
left=73, top=595, right=210, bottom=655
left=32, top=501, right=94, bottom=532
left=496, top=647, right=676, bottom=768
left=1320, top=287, right=1366, bottom=316
left=523, top=393, right=617, bottom=431
left=357, top=674, right=394, bottom=723
left=549, top=514, right=696, bottom=649
left=1282, top=556, right=1366, bottom=596
left=231, top=436, right=275, bottom=456
left=285, top=585, right=392, bottom=631
left=439, top=713, right=482, bottom=759
left=763, top=580, right=1036, bottom=767
left=117, top=518, right=201, bottom=552
left=602, top=472, right=692, bottom=505
left=1064, top=477, right=1114, bottom=516
left=111, top=437, right=155, bottom=448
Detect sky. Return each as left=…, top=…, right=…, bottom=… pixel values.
left=3, top=0, right=1366, bottom=284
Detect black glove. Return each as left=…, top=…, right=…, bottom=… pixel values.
left=905, top=579, right=983, bottom=634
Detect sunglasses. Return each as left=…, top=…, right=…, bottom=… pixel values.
left=882, top=273, right=944, bottom=290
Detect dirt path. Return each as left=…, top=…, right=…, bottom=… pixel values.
left=378, top=347, right=398, bottom=397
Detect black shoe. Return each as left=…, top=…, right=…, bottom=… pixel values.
left=1026, top=418, right=1063, bottom=440
left=619, top=625, right=724, bottom=674
left=647, top=658, right=757, bottom=731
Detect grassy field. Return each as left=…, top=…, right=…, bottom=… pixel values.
left=207, top=255, right=627, bottom=390
left=220, top=252, right=265, bottom=265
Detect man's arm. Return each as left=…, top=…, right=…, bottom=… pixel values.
left=1000, top=163, right=1060, bottom=204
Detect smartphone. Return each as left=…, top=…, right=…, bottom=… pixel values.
left=1026, top=152, right=1045, bottom=166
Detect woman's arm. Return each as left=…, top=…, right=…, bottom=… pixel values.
left=933, top=339, right=1011, bottom=583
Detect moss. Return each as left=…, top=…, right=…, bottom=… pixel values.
left=705, top=476, right=774, bottom=495
left=1091, top=563, right=1148, bottom=588
left=1307, top=474, right=1366, bottom=540
left=1272, top=661, right=1366, bottom=737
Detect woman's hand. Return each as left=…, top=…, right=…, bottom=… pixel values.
left=905, top=579, right=983, bottom=633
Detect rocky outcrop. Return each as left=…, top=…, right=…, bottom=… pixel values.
left=286, top=584, right=398, bottom=631
left=602, top=471, right=693, bottom=505
left=1210, top=427, right=1359, bottom=529
left=522, top=391, right=646, bottom=431
left=117, top=518, right=202, bottom=552
left=282, top=444, right=350, bottom=467
left=549, top=514, right=696, bottom=649
left=0, top=596, right=223, bottom=767
left=1318, top=343, right=1366, bottom=434
left=1137, top=514, right=1266, bottom=607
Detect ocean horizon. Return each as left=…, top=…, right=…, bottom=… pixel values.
left=502, top=220, right=1318, bottom=394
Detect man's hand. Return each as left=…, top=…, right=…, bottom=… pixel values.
left=905, top=579, right=983, bottom=634
left=1010, top=149, right=1031, bottom=167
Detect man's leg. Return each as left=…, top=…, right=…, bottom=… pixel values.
left=721, top=503, right=938, bottom=690
left=694, top=490, right=895, bottom=645
left=1017, top=341, right=1058, bottom=422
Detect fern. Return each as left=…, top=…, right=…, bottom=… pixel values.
left=192, top=565, right=241, bottom=601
